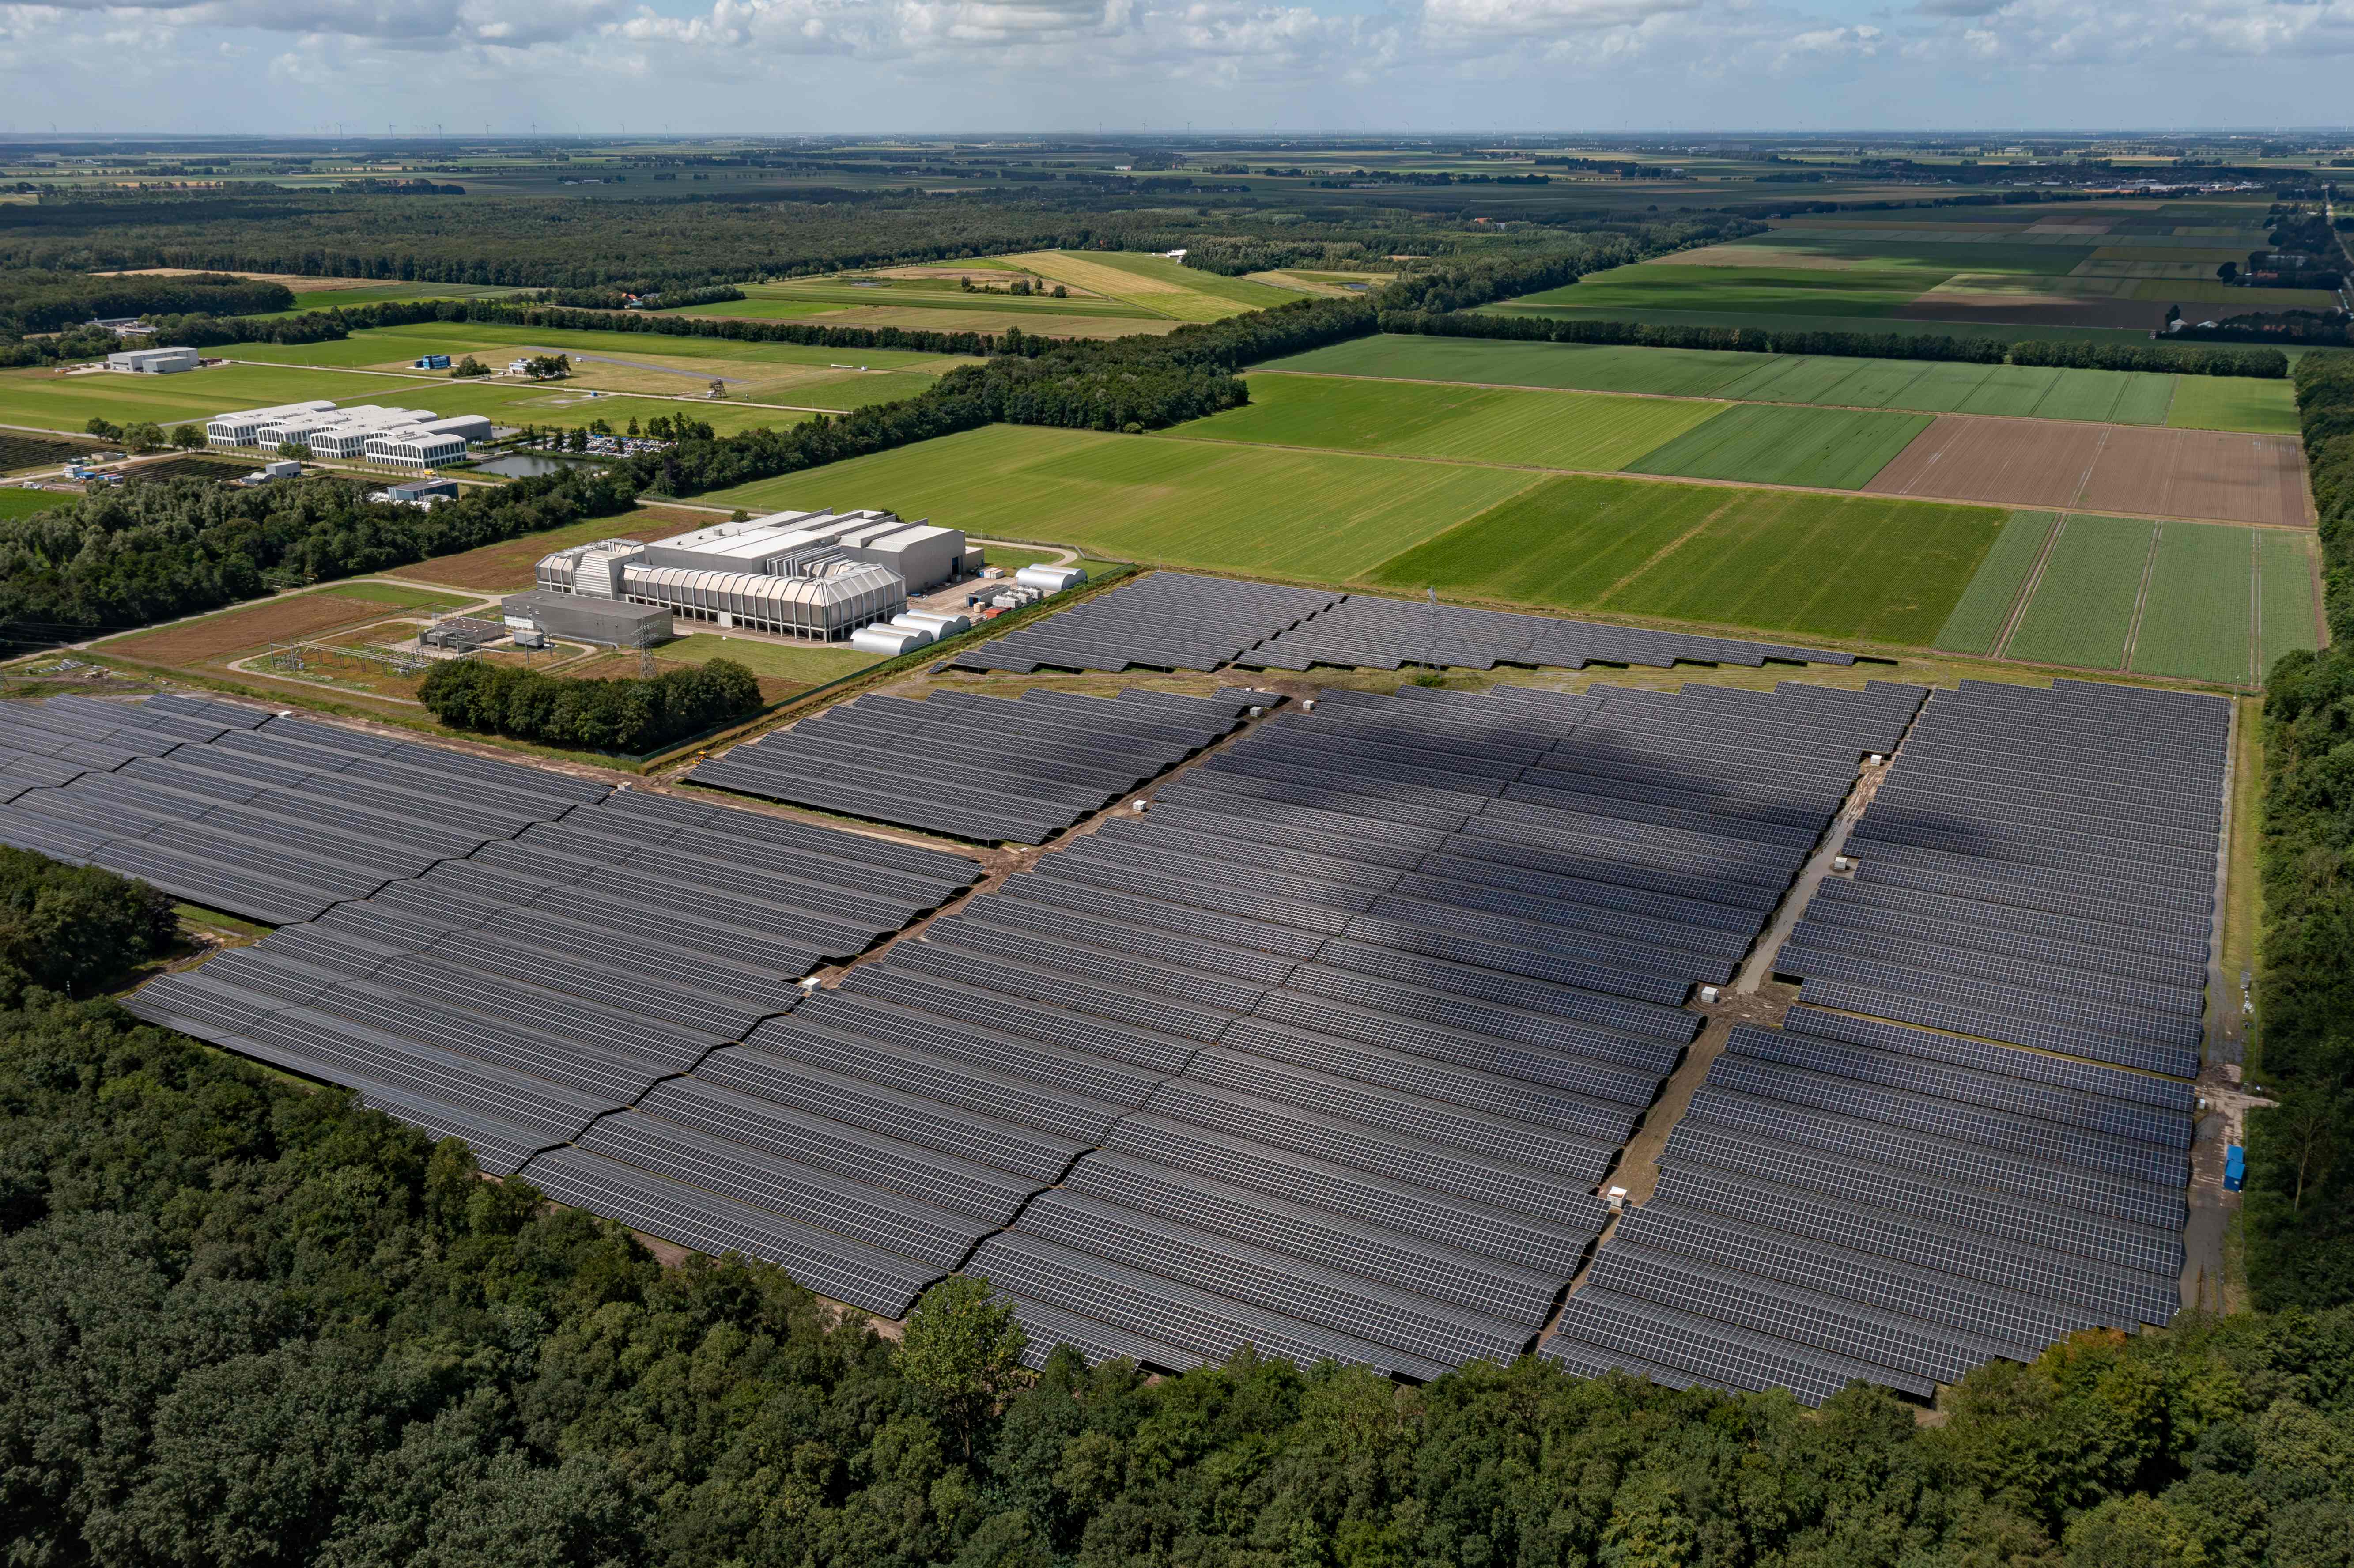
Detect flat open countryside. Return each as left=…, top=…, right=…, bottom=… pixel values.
left=1257, top=334, right=2298, bottom=433
left=1173, top=375, right=1725, bottom=470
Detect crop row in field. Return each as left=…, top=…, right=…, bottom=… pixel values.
left=1256, top=335, right=2299, bottom=434
left=1936, top=512, right=2318, bottom=684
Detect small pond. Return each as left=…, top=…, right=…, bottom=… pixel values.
left=470, top=452, right=612, bottom=479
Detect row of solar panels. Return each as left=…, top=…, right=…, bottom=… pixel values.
left=636, top=679, right=1915, bottom=1369
left=690, top=686, right=1270, bottom=844
left=1237, top=592, right=1855, bottom=674
left=948, top=572, right=1340, bottom=675
left=1784, top=679, right=2229, bottom=1080
left=121, top=675, right=1919, bottom=1377
left=1541, top=677, right=2225, bottom=1404
left=1544, top=1001, right=2195, bottom=1405
left=945, top=571, right=1858, bottom=679
left=0, top=694, right=617, bottom=923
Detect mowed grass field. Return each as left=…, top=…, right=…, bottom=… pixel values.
left=0, top=488, right=75, bottom=521
left=1175, top=376, right=1724, bottom=471
left=700, top=424, right=1548, bottom=581
left=1004, top=252, right=1306, bottom=322
left=0, top=361, right=823, bottom=439
left=1625, top=404, right=1932, bottom=489
left=1363, top=476, right=2004, bottom=645
left=703, top=423, right=2010, bottom=646
left=1505, top=262, right=1953, bottom=320
left=1256, top=335, right=2298, bottom=434
left=219, top=322, right=975, bottom=412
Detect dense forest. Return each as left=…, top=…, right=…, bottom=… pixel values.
left=0, top=467, right=638, bottom=651
left=0, top=190, right=1454, bottom=291
left=0, top=267, right=291, bottom=335
left=417, top=656, right=764, bottom=754
left=6, top=931, right=2354, bottom=1568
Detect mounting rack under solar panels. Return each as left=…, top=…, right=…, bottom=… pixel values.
left=949, top=572, right=1339, bottom=674
left=521, top=1147, right=946, bottom=1317
left=689, top=687, right=1258, bottom=844
left=1239, top=593, right=1855, bottom=674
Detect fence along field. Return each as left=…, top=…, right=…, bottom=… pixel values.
left=1254, top=335, right=2300, bottom=434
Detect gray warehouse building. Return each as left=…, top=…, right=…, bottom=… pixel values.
left=500, top=590, right=675, bottom=648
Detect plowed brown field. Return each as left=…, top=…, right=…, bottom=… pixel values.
left=1865, top=416, right=2311, bottom=527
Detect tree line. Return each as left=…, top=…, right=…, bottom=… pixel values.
left=0, top=467, right=638, bottom=651
left=2248, top=351, right=2354, bottom=1311
left=0, top=266, right=291, bottom=336
left=416, top=657, right=763, bottom=755
left=1377, top=307, right=2294, bottom=377
left=6, top=928, right=2354, bottom=1568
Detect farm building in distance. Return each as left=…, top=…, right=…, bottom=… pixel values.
left=204, top=402, right=491, bottom=467
left=106, top=346, right=199, bottom=374
left=534, top=521, right=911, bottom=642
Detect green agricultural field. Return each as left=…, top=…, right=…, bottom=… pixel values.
left=666, top=280, right=1160, bottom=321
left=1175, top=375, right=1727, bottom=472
left=1261, top=337, right=2284, bottom=431
left=1007, top=252, right=1304, bottom=323
left=1624, top=404, right=1932, bottom=489
left=242, top=282, right=527, bottom=317
left=643, top=297, right=847, bottom=322
left=1933, top=512, right=2059, bottom=654
left=1257, top=336, right=1767, bottom=397
left=0, top=363, right=447, bottom=434
left=2128, top=524, right=2255, bottom=684
left=0, top=488, right=75, bottom=521
left=1478, top=305, right=2149, bottom=345
left=702, top=425, right=1546, bottom=582
left=2002, top=514, right=2157, bottom=670
left=1363, top=476, right=2003, bottom=646
left=1507, top=262, right=1953, bottom=320
left=314, top=582, right=483, bottom=613
left=2259, top=531, right=2322, bottom=673
left=2167, top=376, right=2301, bottom=435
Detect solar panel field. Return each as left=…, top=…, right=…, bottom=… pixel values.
left=33, top=662, right=2232, bottom=1409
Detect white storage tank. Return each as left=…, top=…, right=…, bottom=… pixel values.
left=1016, top=564, right=1088, bottom=593
left=851, top=625, right=930, bottom=656
left=885, top=615, right=939, bottom=643
left=899, top=610, right=971, bottom=638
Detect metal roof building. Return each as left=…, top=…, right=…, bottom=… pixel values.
left=106, top=346, right=199, bottom=374
left=648, top=509, right=968, bottom=592
left=207, top=400, right=338, bottom=447
left=535, top=539, right=904, bottom=641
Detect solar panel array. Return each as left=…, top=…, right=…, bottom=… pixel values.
left=688, top=686, right=1267, bottom=844
left=794, top=676, right=1915, bottom=1374
left=1239, top=594, right=1856, bottom=674
left=0, top=693, right=610, bottom=923
left=948, top=572, right=1339, bottom=674
left=1544, top=677, right=2222, bottom=1405
left=1789, top=678, right=2228, bottom=1080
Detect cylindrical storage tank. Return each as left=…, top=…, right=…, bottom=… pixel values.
left=886, top=616, right=938, bottom=643
left=1016, top=565, right=1087, bottom=593
left=899, top=610, right=971, bottom=638
left=851, top=626, right=929, bottom=656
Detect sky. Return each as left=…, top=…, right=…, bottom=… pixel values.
left=0, top=0, right=2348, bottom=136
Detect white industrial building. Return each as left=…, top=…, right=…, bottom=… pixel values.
left=534, top=534, right=906, bottom=641
left=106, top=346, right=199, bottom=374
left=646, top=510, right=972, bottom=592
left=204, top=401, right=489, bottom=467
left=208, top=401, right=338, bottom=447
